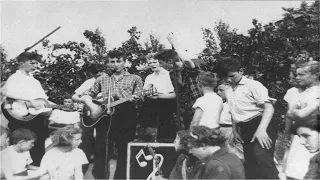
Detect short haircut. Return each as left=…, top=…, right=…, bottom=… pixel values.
left=16, top=52, right=41, bottom=63
left=0, top=126, right=10, bottom=136
left=292, top=115, right=320, bottom=134
left=51, top=126, right=82, bottom=147
left=11, top=128, right=37, bottom=145
left=197, top=71, right=220, bottom=88
left=87, top=63, right=103, bottom=75
left=181, top=126, right=225, bottom=151
left=221, top=57, right=242, bottom=73
left=107, top=50, right=126, bottom=60
left=217, top=79, right=231, bottom=87
left=297, top=61, right=320, bottom=77
left=153, top=49, right=179, bottom=63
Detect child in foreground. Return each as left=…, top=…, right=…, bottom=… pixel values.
left=1, top=128, right=46, bottom=180
left=292, top=115, right=320, bottom=179
left=40, top=126, right=88, bottom=180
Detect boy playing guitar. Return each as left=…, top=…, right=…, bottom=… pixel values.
left=2, top=52, right=50, bottom=166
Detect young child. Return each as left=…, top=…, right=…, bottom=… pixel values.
left=1, top=128, right=46, bottom=180
left=292, top=115, right=320, bottom=179
left=190, top=71, right=222, bottom=129
left=0, top=126, right=10, bottom=151
left=40, top=126, right=88, bottom=180
left=216, top=80, right=244, bottom=160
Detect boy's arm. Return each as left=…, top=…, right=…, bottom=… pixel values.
left=26, top=165, right=39, bottom=171
left=251, top=102, right=274, bottom=149
left=189, top=108, right=203, bottom=130
left=74, top=165, right=83, bottom=179
left=290, top=100, right=319, bottom=119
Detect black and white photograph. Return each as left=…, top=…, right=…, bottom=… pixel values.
left=0, top=1, right=319, bottom=179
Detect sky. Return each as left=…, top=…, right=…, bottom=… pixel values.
left=1, top=1, right=303, bottom=59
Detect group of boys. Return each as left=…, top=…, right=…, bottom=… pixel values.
left=1, top=32, right=319, bottom=180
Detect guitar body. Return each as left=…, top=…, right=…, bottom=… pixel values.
left=1, top=98, right=51, bottom=122
left=81, top=97, right=115, bottom=127
left=1, top=98, right=71, bottom=122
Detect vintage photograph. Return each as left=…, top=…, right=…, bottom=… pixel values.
left=0, top=1, right=319, bottom=179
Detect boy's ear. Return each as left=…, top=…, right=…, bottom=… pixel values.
left=239, top=68, right=244, bottom=74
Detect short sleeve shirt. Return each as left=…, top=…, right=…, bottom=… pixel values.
left=1, top=146, right=33, bottom=175
left=40, top=148, right=88, bottom=180
left=192, top=92, right=223, bottom=129
left=143, top=68, right=174, bottom=94
left=226, top=77, right=273, bottom=122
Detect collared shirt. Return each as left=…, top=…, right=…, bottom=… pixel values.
left=143, top=68, right=174, bottom=94
left=169, top=65, right=202, bottom=114
left=226, top=77, right=273, bottom=123
left=89, top=71, right=143, bottom=99
left=4, top=70, right=48, bottom=101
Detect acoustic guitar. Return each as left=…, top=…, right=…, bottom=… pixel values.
left=82, top=87, right=157, bottom=127
left=1, top=98, right=74, bottom=122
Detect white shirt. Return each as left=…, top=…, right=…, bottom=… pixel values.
left=226, top=77, right=273, bottom=122
left=219, top=102, right=232, bottom=125
left=49, top=110, right=80, bottom=124
left=40, top=148, right=88, bottom=180
left=4, top=70, right=48, bottom=101
left=1, top=146, right=33, bottom=175
left=192, top=92, right=223, bottom=129
left=143, top=68, right=174, bottom=94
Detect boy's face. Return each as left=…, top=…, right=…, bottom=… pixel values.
left=217, top=84, right=227, bottom=101
left=0, top=133, right=9, bottom=147
left=20, top=60, right=38, bottom=73
left=64, top=99, right=73, bottom=106
left=108, top=57, right=125, bottom=73
left=297, top=127, right=320, bottom=153
left=226, top=71, right=242, bottom=85
left=19, top=139, right=35, bottom=152
left=296, top=66, right=318, bottom=88
left=147, top=59, right=161, bottom=72
left=71, top=133, right=82, bottom=149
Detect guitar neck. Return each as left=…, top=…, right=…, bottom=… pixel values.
left=44, top=104, right=72, bottom=109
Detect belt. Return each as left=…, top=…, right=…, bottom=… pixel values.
left=220, top=124, right=232, bottom=128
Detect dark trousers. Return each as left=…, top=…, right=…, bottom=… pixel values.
left=92, top=102, right=137, bottom=179
left=79, top=122, right=95, bottom=174
left=8, top=115, right=49, bottom=166
left=139, top=98, right=177, bottom=139
left=238, top=116, right=279, bottom=179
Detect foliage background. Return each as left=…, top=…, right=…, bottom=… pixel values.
left=1, top=1, right=319, bottom=132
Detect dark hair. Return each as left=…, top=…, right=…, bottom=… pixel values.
left=176, top=130, right=190, bottom=154
left=292, top=115, right=320, bottom=134
left=0, top=126, right=10, bottom=136
left=107, top=50, right=126, bottom=60
left=11, top=129, right=37, bottom=145
left=221, top=57, right=242, bottom=73
left=87, top=63, right=103, bottom=75
left=181, top=126, right=225, bottom=151
left=51, top=126, right=82, bottom=148
left=153, top=49, right=179, bottom=63
left=197, top=71, right=220, bottom=88
left=16, top=52, right=42, bottom=63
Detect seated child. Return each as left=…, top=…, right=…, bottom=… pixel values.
left=1, top=128, right=46, bottom=180
left=292, top=115, right=320, bottom=179
left=40, top=126, right=88, bottom=180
